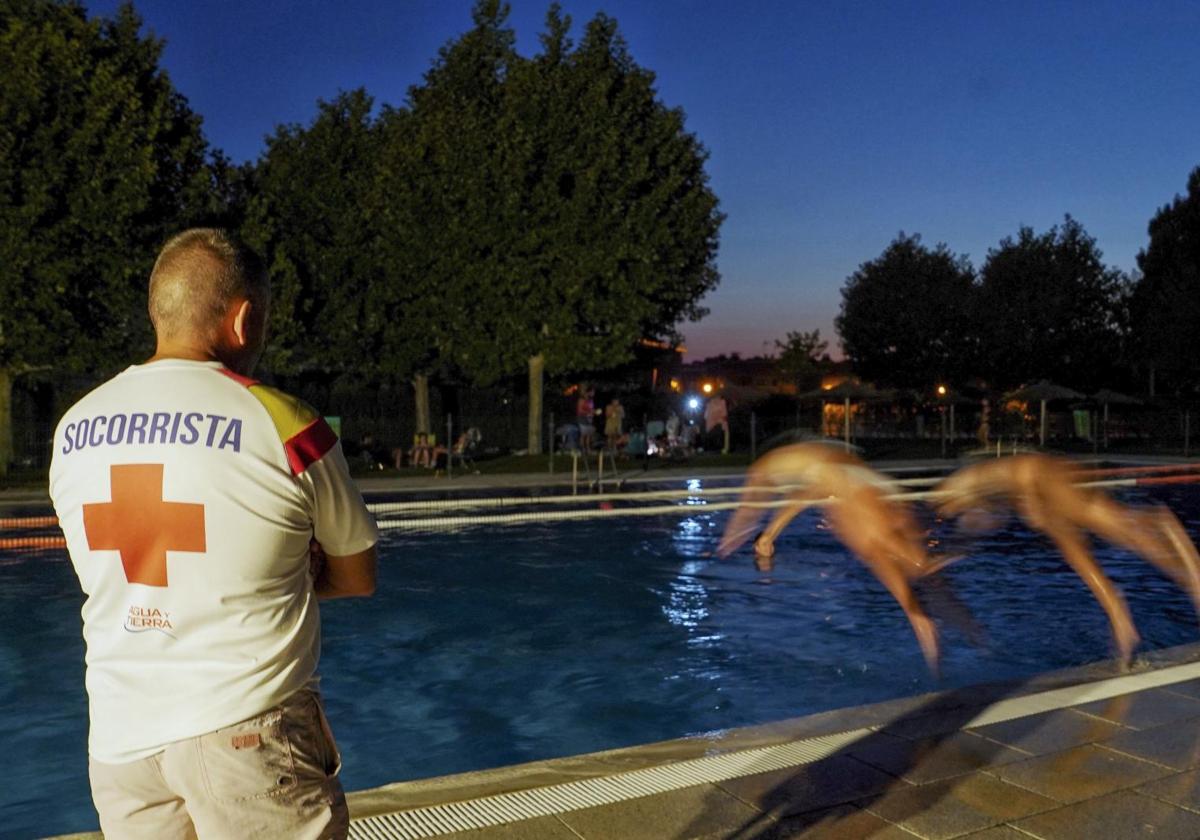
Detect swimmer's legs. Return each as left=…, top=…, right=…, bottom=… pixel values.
left=861, top=554, right=940, bottom=675
left=1084, top=501, right=1200, bottom=622
left=1043, top=521, right=1140, bottom=666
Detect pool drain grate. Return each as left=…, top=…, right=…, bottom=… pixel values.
left=348, top=659, right=1200, bottom=839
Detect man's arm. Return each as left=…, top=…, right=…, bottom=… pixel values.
left=314, top=544, right=377, bottom=600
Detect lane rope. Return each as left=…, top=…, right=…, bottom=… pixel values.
left=373, top=475, right=1177, bottom=532
left=3, top=466, right=1197, bottom=544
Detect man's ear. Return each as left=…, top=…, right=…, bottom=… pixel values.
left=231, top=299, right=254, bottom=348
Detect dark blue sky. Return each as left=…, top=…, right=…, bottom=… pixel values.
left=89, top=0, right=1200, bottom=360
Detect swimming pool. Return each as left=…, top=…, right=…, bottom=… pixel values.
left=4, top=478, right=1200, bottom=838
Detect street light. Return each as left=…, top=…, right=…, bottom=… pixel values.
left=937, top=385, right=948, bottom=457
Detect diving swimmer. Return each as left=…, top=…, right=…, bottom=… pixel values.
left=935, top=454, right=1200, bottom=666
left=718, top=442, right=946, bottom=673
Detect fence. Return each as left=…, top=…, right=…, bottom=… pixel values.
left=8, top=383, right=1200, bottom=479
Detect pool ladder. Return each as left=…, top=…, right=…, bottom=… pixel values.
left=569, top=449, right=619, bottom=495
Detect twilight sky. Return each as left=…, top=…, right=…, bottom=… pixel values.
left=90, top=0, right=1200, bottom=361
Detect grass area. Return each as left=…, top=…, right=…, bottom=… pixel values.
left=349, top=449, right=755, bottom=479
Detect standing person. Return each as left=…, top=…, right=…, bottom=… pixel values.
left=665, top=410, right=681, bottom=445
left=49, top=229, right=378, bottom=840
left=977, top=398, right=991, bottom=449
left=576, top=384, right=597, bottom=455
left=604, top=397, right=625, bottom=452
left=704, top=392, right=730, bottom=454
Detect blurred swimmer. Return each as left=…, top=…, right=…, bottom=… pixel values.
left=936, top=454, right=1200, bottom=666
left=718, top=442, right=946, bottom=672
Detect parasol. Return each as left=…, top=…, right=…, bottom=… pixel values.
left=1003, top=380, right=1086, bottom=448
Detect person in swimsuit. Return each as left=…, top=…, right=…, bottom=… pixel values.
left=935, top=454, right=1200, bottom=666
left=719, top=442, right=948, bottom=672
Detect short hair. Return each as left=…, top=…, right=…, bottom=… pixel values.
left=148, top=228, right=269, bottom=339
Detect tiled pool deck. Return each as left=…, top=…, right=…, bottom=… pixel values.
left=337, top=642, right=1200, bottom=840
left=52, top=642, right=1200, bottom=840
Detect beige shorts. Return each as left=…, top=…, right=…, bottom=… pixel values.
left=89, top=689, right=348, bottom=840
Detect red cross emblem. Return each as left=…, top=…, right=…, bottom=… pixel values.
left=82, top=464, right=206, bottom=587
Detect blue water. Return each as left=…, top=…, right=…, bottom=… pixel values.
left=5, top=481, right=1200, bottom=837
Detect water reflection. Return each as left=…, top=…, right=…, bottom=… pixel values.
left=663, top=559, right=710, bottom=630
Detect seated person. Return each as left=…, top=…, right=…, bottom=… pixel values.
left=408, top=432, right=433, bottom=468
left=359, top=433, right=384, bottom=470
left=454, top=427, right=482, bottom=455
left=556, top=423, right=581, bottom=453
left=430, top=438, right=450, bottom=469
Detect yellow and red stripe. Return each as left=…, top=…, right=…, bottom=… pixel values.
left=217, top=368, right=337, bottom=475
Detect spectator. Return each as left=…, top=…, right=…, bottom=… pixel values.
left=576, top=385, right=597, bottom=454
left=704, top=393, right=730, bottom=454
left=408, top=432, right=433, bottom=468
left=604, top=397, right=625, bottom=452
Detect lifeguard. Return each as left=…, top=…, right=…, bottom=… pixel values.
left=50, top=229, right=378, bottom=839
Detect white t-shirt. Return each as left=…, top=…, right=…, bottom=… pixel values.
left=49, top=359, right=379, bottom=763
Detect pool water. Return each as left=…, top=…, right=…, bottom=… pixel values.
left=4, top=481, right=1200, bottom=837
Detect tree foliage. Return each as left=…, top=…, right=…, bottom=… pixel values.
left=241, top=89, right=388, bottom=378
left=774, top=329, right=827, bottom=390
left=836, top=233, right=977, bottom=390
left=382, top=1, right=723, bottom=385
left=976, top=216, right=1126, bottom=391
left=377, top=1, right=723, bottom=449
left=374, top=0, right=519, bottom=386
left=1129, top=167, right=1200, bottom=393
left=0, top=0, right=217, bottom=372
left=493, top=6, right=723, bottom=375
left=0, top=0, right=221, bottom=472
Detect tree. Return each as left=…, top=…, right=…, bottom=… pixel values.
left=0, top=0, right=218, bottom=474
left=774, top=329, right=828, bottom=391
left=836, top=233, right=977, bottom=390
left=374, top=0, right=521, bottom=435
left=242, top=90, right=388, bottom=381
left=1129, top=166, right=1200, bottom=395
left=386, top=1, right=722, bottom=452
left=492, top=5, right=723, bottom=451
left=976, top=216, right=1126, bottom=391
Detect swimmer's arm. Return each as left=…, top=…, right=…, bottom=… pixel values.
left=314, top=545, right=377, bottom=599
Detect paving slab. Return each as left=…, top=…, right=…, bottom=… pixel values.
left=991, top=744, right=1173, bottom=803
left=1099, top=719, right=1200, bottom=771
left=967, top=708, right=1126, bottom=756
left=958, top=827, right=1037, bottom=840
left=862, top=772, right=1056, bottom=840
left=715, top=755, right=903, bottom=818
left=1011, top=789, right=1200, bottom=840
left=847, top=731, right=1029, bottom=785
left=1161, top=677, right=1200, bottom=700
left=554, top=783, right=764, bottom=840
left=753, top=804, right=921, bottom=839
left=1138, top=768, right=1200, bottom=812
left=1073, top=687, right=1200, bottom=730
